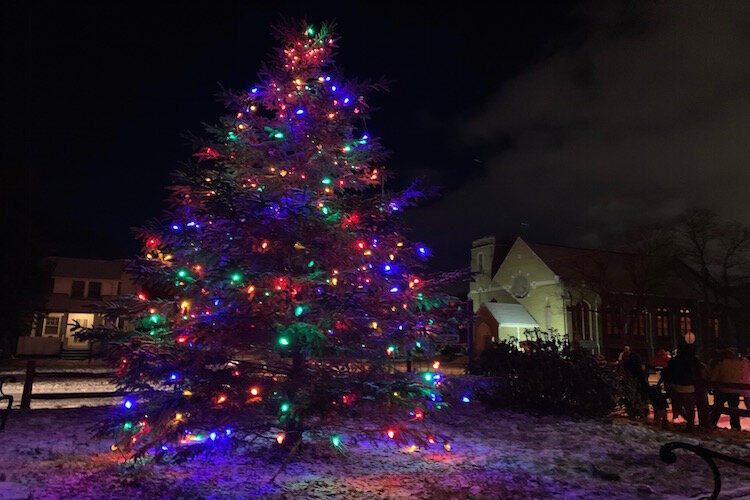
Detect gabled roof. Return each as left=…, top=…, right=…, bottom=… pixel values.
left=475, top=236, right=700, bottom=300
left=51, top=257, right=128, bottom=280
left=483, top=303, right=539, bottom=328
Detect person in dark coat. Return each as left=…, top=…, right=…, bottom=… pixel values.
left=623, top=349, right=648, bottom=398
left=659, top=344, right=697, bottom=431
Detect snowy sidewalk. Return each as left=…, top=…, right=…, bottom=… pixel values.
left=1, top=405, right=749, bottom=499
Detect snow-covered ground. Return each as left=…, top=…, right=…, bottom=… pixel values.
left=1, top=401, right=749, bottom=499
left=2, top=378, right=118, bottom=409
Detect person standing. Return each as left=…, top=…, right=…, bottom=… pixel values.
left=659, top=344, right=697, bottom=431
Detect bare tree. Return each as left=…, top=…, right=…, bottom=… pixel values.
left=674, top=209, right=750, bottom=351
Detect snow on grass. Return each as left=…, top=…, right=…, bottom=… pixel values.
left=1, top=403, right=749, bottom=499
left=2, top=378, right=118, bottom=409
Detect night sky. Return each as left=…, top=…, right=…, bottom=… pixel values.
left=5, top=1, right=750, bottom=271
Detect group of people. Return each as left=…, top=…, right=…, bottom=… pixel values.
left=618, top=344, right=749, bottom=432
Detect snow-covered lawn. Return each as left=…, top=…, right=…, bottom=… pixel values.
left=1, top=402, right=749, bottom=499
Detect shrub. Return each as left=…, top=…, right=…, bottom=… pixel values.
left=477, top=329, right=621, bottom=418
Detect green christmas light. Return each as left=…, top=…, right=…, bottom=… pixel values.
left=279, top=337, right=289, bottom=346
left=331, top=435, right=341, bottom=447
left=149, top=314, right=160, bottom=324
left=227, top=131, right=238, bottom=141
left=177, top=269, right=188, bottom=278
left=321, top=206, right=330, bottom=215
left=281, top=403, right=290, bottom=412
left=321, top=177, right=332, bottom=185
left=307, top=26, right=314, bottom=36
left=308, top=260, right=315, bottom=268
left=294, top=305, right=304, bottom=317
left=415, top=341, right=422, bottom=348
left=231, top=273, right=242, bottom=283
left=342, top=145, right=351, bottom=153
left=123, top=422, right=133, bottom=430
left=424, top=372, right=433, bottom=382
left=273, top=131, right=284, bottom=139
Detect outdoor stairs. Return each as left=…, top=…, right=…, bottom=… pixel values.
left=60, top=349, right=90, bottom=360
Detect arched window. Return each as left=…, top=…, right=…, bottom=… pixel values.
left=631, top=308, right=647, bottom=336
left=605, top=305, right=621, bottom=336
left=679, top=308, right=692, bottom=334
left=568, top=302, right=592, bottom=341
left=655, top=308, right=669, bottom=337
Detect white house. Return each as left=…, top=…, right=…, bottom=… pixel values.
left=19, top=257, right=136, bottom=357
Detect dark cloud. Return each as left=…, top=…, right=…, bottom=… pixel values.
left=413, top=0, right=750, bottom=265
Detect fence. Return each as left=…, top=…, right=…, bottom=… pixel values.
left=14, top=360, right=119, bottom=409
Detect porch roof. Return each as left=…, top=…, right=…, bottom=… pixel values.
left=484, top=303, right=539, bottom=328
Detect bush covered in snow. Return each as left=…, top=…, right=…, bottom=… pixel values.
left=477, top=329, right=621, bottom=417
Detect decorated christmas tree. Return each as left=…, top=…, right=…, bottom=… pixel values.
left=84, top=21, right=466, bottom=460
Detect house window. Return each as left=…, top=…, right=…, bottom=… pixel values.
left=88, top=281, right=102, bottom=299
left=605, top=306, right=621, bottom=336
left=43, top=316, right=61, bottom=336
left=655, top=308, right=669, bottom=337
left=679, top=308, right=692, bottom=334
left=476, top=253, right=484, bottom=273
left=71, top=280, right=85, bottom=298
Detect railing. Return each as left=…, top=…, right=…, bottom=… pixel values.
left=660, top=441, right=750, bottom=500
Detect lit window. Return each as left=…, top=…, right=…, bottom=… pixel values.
left=631, top=309, right=646, bottom=336
left=679, top=308, right=692, bottom=334
left=655, top=308, right=669, bottom=337
left=43, top=316, right=60, bottom=336
left=605, top=306, right=620, bottom=336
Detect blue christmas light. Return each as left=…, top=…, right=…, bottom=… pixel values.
left=170, top=373, right=178, bottom=381
left=251, top=87, right=258, bottom=93
left=171, top=224, right=180, bottom=230
left=161, top=445, right=168, bottom=451
left=331, top=85, right=337, bottom=92
left=295, top=108, right=305, bottom=115
left=209, top=432, right=217, bottom=441
left=225, top=428, right=232, bottom=436
left=462, top=396, right=471, bottom=403
left=390, top=287, right=399, bottom=293
left=124, top=399, right=133, bottom=409
left=383, top=264, right=391, bottom=272
left=343, top=97, right=350, bottom=104
left=325, top=76, right=331, bottom=81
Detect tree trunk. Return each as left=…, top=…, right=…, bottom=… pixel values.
left=283, top=351, right=306, bottom=447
